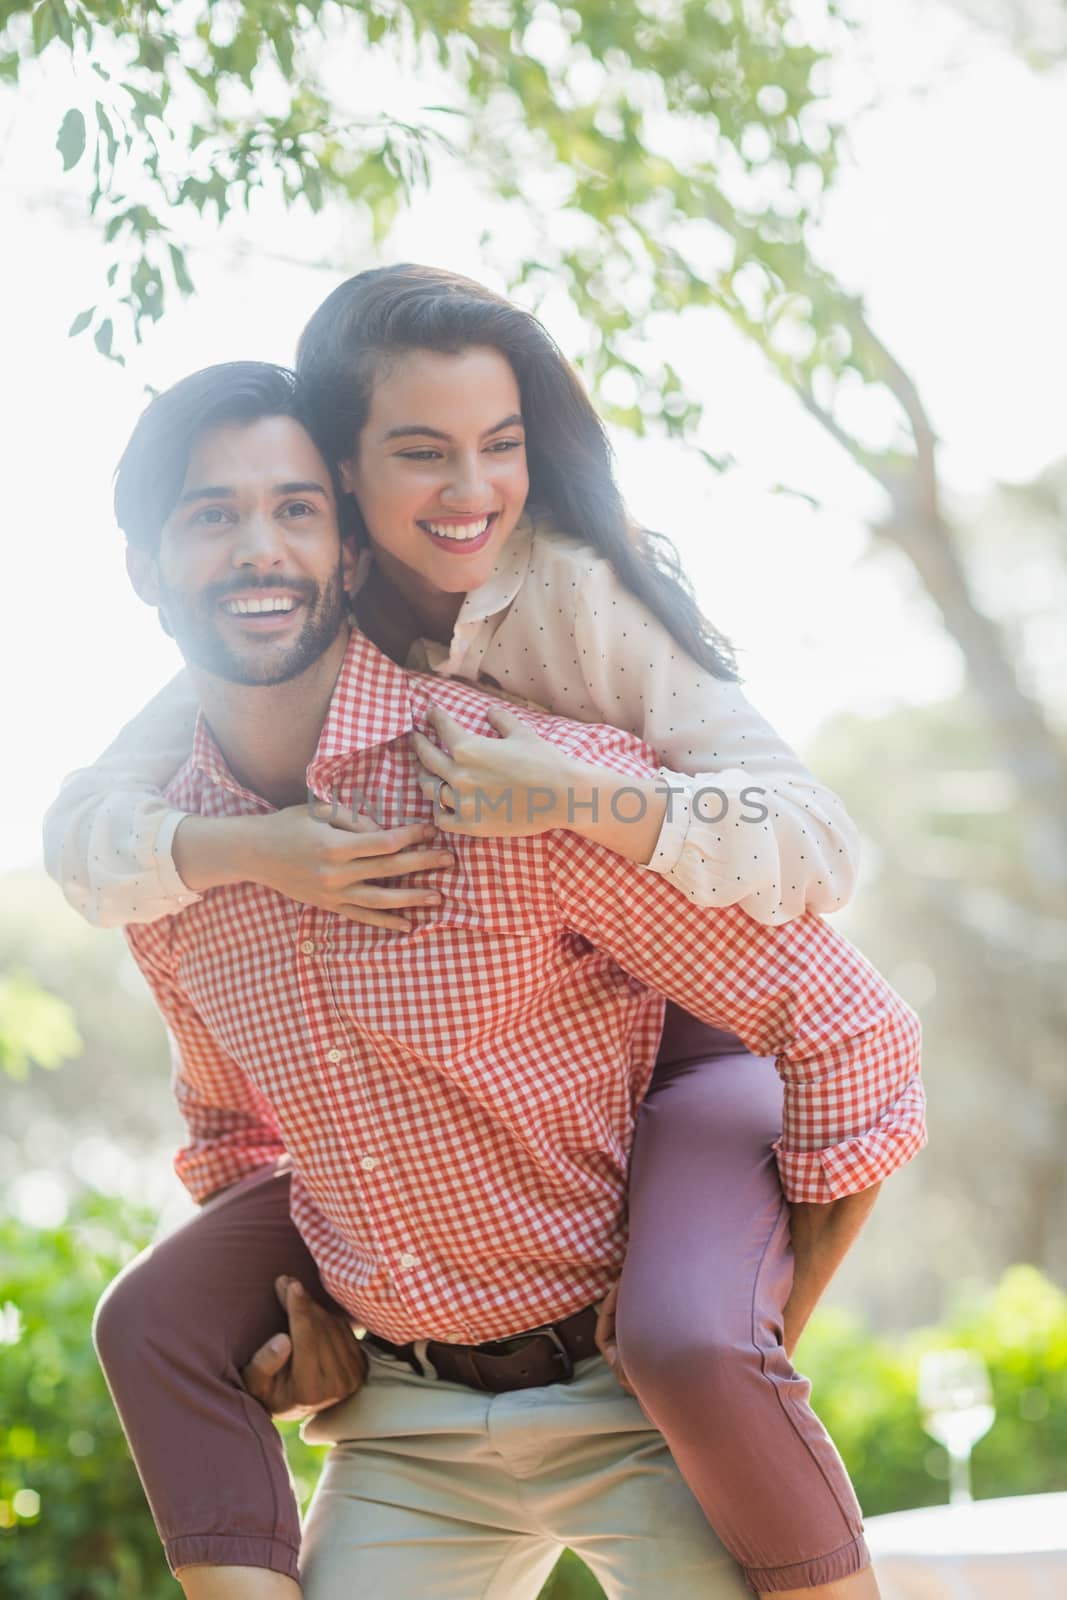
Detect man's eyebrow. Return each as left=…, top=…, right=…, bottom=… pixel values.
left=179, top=486, right=236, bottom=504
left=178, top=480, right=329, bottom=504
left=380, top=414, right=525, bottom=443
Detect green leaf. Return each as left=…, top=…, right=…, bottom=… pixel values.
left=31, top=0, right=59, bottom=54
left=56, top=107, right=86, bottom=171
left=271, top=23, right=294, bottom=77
left=302, top=164, right=323, bottom=211
left=52, top=0, right=73, bottom=48
left=124, top=85, right=165, bottom=126
left=168, top=242, right=195, bottom=296
left=93, top=317, right=114, bottom=357
left=95, top=100, right=118, bottom=165
left=67, top=305, right=95, bottom=336
left=0, top=972, right=81, bottom=1080
left=365, top=9, right=390, bottom=44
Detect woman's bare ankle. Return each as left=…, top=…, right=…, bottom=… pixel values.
left=761, top=1565, right=881, bottom=1600
left=178, top=1566, right=302, bottom=1599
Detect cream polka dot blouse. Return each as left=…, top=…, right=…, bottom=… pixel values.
left=43, top=518, right=859, bottom=929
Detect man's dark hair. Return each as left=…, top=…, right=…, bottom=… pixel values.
left=114, top=361, right=342, bottom=553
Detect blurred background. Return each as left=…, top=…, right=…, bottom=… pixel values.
left=1, top=0, right=1065, bottom=1594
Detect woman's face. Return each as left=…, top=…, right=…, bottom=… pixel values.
left=342, top=345, right=530, bottom=599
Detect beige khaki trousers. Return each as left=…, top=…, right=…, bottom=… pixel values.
left=300, top=1348, right=751, bottom=1599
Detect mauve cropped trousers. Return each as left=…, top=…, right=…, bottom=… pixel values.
left=92, top=1006, right=870, bottom=1594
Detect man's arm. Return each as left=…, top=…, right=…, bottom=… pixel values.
left=128, top=926, right=368, bottom=1422
left=126, top=922, right=288, bottom=1202
left=784, top=1183, right=881, bottom=1353
left=544, top=828, right=925, bottom=1206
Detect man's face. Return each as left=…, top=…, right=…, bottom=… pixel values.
left=145, top=416, right=355, bottom=686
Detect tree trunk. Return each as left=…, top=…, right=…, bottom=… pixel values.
left=799, top=315, right=1067, bottom=906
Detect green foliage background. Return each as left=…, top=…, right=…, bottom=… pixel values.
left=2, top=1196, right=1065, bottom=1599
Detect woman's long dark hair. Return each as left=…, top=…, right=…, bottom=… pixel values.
left=296, top=264, right=737, bottom=680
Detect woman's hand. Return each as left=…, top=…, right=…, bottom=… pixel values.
left=412, top=703, right=577, bottom=839
left=235, top=805, right=455, bottom=932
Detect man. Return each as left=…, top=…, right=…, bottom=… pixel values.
left=103, top=360, right=922, bottom=1600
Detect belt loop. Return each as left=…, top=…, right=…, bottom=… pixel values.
left=411, top=1338, right=437, bottom=1379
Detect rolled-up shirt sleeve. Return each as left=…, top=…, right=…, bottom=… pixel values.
left=126, top=920, right=288, bottom=1202
left=42, top=671, right=201, bottom=928
left=545, top=826, right=925, bottom=1202
left=574, top=573, right=861, bottom=924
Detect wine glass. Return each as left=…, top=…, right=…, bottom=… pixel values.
left=918, top=1349, right=995, bottom=1505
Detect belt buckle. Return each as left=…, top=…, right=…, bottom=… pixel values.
left=532, top=1324, right=575, bottom=1382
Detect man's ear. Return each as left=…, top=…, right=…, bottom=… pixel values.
left=340, top=533, right=360, bottom=595
left=126, top=545, right=161, bottom=606
left=339, top=456, right=356, bottom=494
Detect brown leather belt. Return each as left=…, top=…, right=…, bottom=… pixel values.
left=364, top=1304, right=599, bottom=1393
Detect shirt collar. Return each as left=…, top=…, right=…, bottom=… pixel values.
left=187, top=627, right=417, bottom=805
left=312, top=626, right=415, bottom=770
left=187, top=715, right=249, bottom=800
left=451, top=512, right=537, bottom=632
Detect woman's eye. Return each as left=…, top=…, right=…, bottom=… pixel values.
left=191, top=506, right=230, bottom=526
left=487, top=439, right=524, bottom=453
left=398, top=449, right=442, bottom=462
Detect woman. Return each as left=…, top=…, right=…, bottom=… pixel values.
left=46, top=266, right=896, bottom=1599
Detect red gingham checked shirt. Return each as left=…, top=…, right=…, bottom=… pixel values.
left=127, top=628, right=925, bottom=1344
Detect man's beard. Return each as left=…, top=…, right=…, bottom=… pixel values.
left=158, top=566, right=349, bottom=686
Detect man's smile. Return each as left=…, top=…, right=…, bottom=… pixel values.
left=222, top=595, right=299, bottom=615
left=215, top=586, right=309, bottom=632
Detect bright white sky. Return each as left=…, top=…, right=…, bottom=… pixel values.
left=2, top=1, right=1064, bottom=874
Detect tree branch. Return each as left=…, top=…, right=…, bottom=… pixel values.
left=793, top=322, right=1067, bottom=898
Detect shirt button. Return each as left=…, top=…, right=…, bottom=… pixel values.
left=326, top=1048, right=343, bottom=1064
left=398, top=1252, right=417, bottom=1270
left=300, top=940, right=316, bottom=955
left=360, top=1156, right=377, bottom=1172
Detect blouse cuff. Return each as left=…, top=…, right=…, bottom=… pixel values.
left=645, top=765, right=784, bottom=918
left=646, top=767, right=695, bottom=879
left=774, top=1077, right=928, bottom=1202
left=154, top=807, right=203, bottom=910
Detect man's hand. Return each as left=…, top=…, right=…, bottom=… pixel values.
left=594, top=1280, right=635, bottom=1395
left=241, top=1277, right=368, bottom=1421
left=783, top=1183, right=882, bottom=1356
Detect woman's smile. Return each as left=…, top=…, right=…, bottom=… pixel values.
left=416, top=512, right=499, bottom=554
